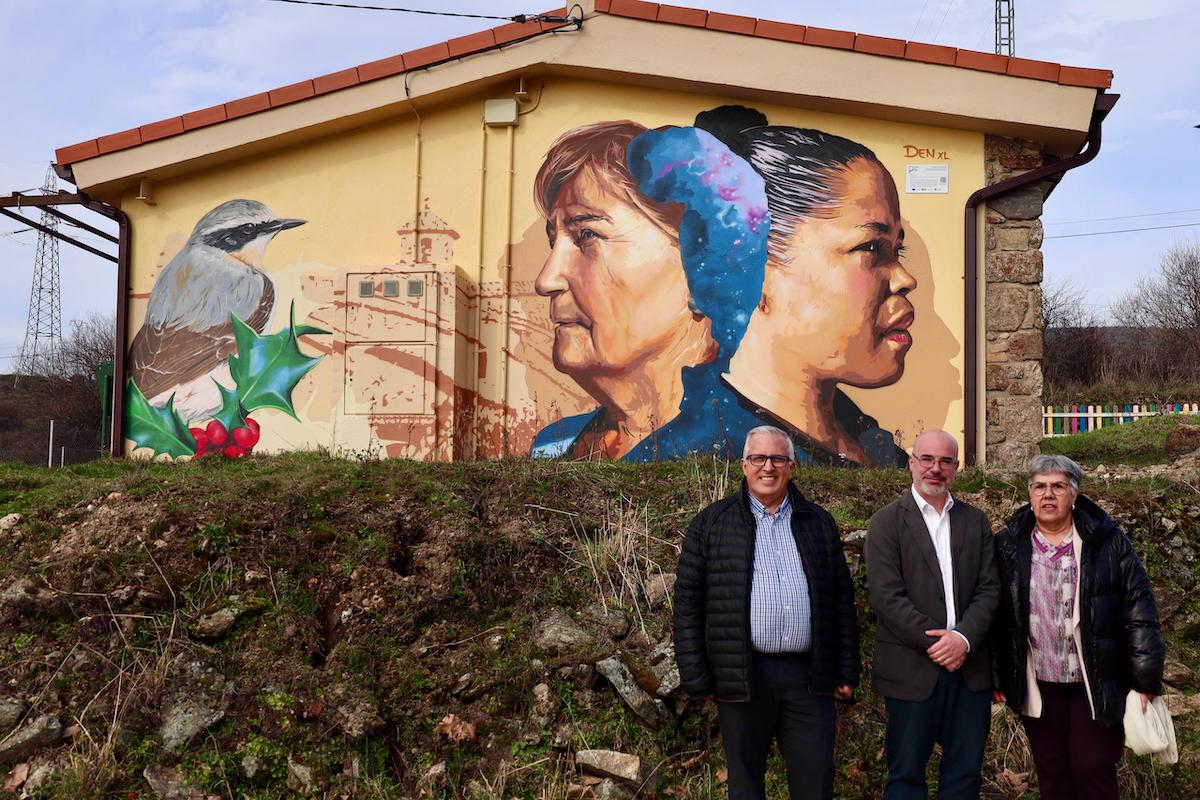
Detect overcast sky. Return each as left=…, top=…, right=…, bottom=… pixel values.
left=1, top=0, right=1197, bottom=370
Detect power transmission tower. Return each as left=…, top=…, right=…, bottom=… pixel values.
left=995, top=0, right=1015, bottom=56
left=15, top=166, right=64, bottom=376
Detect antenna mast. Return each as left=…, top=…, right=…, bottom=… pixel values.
left=995, top=0, right=1015, bottom=56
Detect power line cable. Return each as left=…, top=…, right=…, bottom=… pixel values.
left=932, top=0, right=956, bottom=43
left=909, top=0, right=933, bottom=40
left=1046, top=208, right=1200, bottom=226
left=262, top=0, right=558, bottom=22
left=1044, top=222, right=1200, bottom=240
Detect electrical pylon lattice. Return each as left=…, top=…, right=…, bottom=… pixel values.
left=15, top=166, right=64, bottom=376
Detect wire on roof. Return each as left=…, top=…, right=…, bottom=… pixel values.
left=263, top=0, right=572, bottom=24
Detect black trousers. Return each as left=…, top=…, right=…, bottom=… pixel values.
left=716, top=652, right=836, bottom=800
left=883, top=668, right=991, bottom=800
left=1022, top=681, right=1123, bottom=800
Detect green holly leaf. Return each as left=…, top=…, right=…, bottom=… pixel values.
left=228, top=301, right=325, bottom=419
left=125, top=380, right=196, bottom=458
left=209, top=381, right=247, bottom=433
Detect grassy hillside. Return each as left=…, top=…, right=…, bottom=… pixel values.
left=0, top=454, right=1197, bottom=798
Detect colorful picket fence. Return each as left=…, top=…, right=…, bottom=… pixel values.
left=1042, top=402, right=1200, bottom=436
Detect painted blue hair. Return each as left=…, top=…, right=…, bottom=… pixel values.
left=627, top=127, right=769, bottom=362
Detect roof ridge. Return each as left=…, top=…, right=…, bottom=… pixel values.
left=54, top=1, right=1112, bottom=167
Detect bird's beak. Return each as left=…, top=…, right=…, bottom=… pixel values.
left=274, top=218, right=306, bottom=231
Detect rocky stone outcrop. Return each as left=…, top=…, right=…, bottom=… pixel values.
left=0, top=714, right=62, bottom=765
left=159, top=660, right=233, bottom=749
left=534, top=609, right=593, bottom=654
left=595, top=658, right=669, bottom=729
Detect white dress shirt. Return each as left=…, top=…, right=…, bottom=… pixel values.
left=911, top=486, right=968, bottom=647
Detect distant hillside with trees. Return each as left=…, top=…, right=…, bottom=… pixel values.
left=0, top=313, right=114, bottom=465
left=1043, top=241, right=1200, bottom=405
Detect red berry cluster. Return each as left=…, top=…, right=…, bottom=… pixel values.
left=190, top=418, right=261, bottom=458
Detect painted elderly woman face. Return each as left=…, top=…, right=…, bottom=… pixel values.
left=765, top=157, right=916, bottom=388
left=534, top=169, right=695, bottom=378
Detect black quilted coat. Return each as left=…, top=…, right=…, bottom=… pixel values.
left=673, top=481, right=859, bottom=702
left=993, top=494, right=1164, bottom=728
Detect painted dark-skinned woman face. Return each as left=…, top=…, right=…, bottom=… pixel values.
left=762, top=157, right=917, bottom=388
left=534, top=170, right=696, bottom=378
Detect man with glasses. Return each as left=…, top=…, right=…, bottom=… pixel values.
left=865, top=430, right=1000, bottom=799
left=674, top=425, right=859, bottom=800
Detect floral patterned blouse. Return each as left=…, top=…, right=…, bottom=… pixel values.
left=1029, top=528, right=1082, bottom=683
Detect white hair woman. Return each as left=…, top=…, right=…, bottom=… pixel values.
left=992, top=454, right=1164, bottom=799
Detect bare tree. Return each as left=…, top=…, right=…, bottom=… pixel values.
left=1113, top=240, right=1200, bottom=381
left=1042, top=279, right=1113, bottom=390
left=1042, top=278, right=1093, bottom=331
left=58, top=312, right=116, bottom=378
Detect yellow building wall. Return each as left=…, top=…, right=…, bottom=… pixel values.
left=120, top=74, right=982, bottom=465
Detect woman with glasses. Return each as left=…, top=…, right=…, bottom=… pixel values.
left=992, top=454, right=1164, bottom=800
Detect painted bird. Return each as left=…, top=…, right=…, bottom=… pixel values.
left=129, top=199, right=306, bottom=422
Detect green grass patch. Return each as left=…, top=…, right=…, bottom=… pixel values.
left=1041, top=414, right=1200, bottom=466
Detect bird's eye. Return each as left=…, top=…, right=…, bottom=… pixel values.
left=240, top=223, right=256, bottom=233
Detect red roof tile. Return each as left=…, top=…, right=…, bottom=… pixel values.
left=96, top=128, right=142, bottom=156
left=904, top=41, right=957, bottom=66
left=803, top=26, right=855, bottom=50
left=139, top=116, right=185, bottom=143
left=754, top=19, right=806, bottom=44
left=955, top=49, right=1009, bottom=74
left=357, top=53, right=407, bottom=83
left=269, top=80, right=315, bottom=108
left=404, top=42, right=452, bottom=71
left=854, top=33, right=905, bottom=58
left=225, top=92, right=271, bottom=120
left=492, top=19, right=545, bottom=46
left=706, top=11, right=756, bottom=36
left=181, top=104, right=228, bottom=131
left=657, top=4, right=707, bottom=27
left=1006, top=57, right=1060, bottom=82
left=313, top=68, right=360, bottom=96
left=447, top=29, right=497, bottom=58
left=53, top=2, right=1115, bottom=167
left=54, top=140, right=99, bottom=165
left=1058, top=65, right=1112, bottom=89
left=610, top=0, right=657, bottom=21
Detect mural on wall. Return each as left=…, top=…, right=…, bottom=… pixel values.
left=126, top=199, right=328, bottom=459
left=119, top=104, right=957, bottom=467
left=530, top=106, right=914, bottom=467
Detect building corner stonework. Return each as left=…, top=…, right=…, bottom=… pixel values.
left=983, top=135, right=1047, bottom=469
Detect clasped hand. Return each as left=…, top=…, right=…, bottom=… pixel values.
left=925, top=629, right=967, bottom=672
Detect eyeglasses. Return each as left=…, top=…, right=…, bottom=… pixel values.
left=1030, top=481, right=1073, bottom=496
left=913, top=455, right=957, bottom=469
left=744, top=454, right=792, bottom=467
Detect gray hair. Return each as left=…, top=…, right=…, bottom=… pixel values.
left=742, top=425, right=796, bottom=461
left=1027, top=454, right=1083, bottom=493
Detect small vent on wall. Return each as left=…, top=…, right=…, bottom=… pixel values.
left=407, top=279, right=425, bottom=297
left=358, top=280, right=374, bottom=298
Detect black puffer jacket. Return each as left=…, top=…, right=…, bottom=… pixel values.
left=673, top=481, right=859, bottom=701
left=993, top=494, right=1164, bottom=728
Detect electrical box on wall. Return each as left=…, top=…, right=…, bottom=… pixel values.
left=484, top=99, right=518, bottom=126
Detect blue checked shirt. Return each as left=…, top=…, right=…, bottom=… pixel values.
left=748, top=492, right=813, bottom=653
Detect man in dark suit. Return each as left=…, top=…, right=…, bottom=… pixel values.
left=674, top=425, right=859, bottom=800
left=865, top=430, right=1000, bottom=799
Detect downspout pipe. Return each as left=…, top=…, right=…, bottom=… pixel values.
left=962, top=90, right=1118, bottom=465
left=77, top=191, right=131, bottom=458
